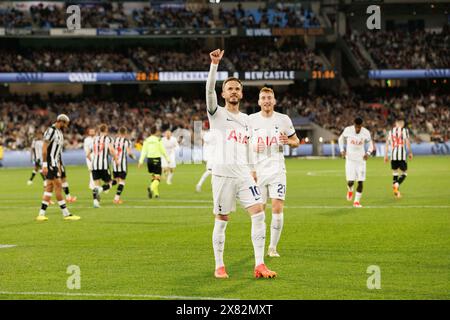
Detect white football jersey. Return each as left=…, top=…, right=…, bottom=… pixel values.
left=162, top=136, right=179, bottom=156
left=31, top=139, right=44, bottom=162
left=338, top=126, right=373, bottom=161
left=208, top=107, right=252, bottom=178
left=248, top=111, right=296, bottom=175
left=84, top=136, right=94, bottom=156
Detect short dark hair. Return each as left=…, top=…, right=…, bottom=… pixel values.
left=150, top=126, right=158, bottom=135
left=119, top=126, right=127, bottom=135
left=222, top=77, right=243, bottom=91
left=99, top=124, right=108, bottom=133
left=354, top=117, right=363, bottom=125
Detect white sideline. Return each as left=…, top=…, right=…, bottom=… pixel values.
left=1, top=205, right=450, bottom=210
left=0, top=291, right=237, bottom=300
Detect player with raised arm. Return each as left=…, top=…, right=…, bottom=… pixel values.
left=161, top=130, right=179, bottom=185
left=112, top=126, right=136, bottom=204
left=248, top=87, right=300, bottom=258
left=338, top=117, right=374, bottom=208
left=36, top=114, right=80, bottom=221
left=207, top=49, right=276, bottom=279
left=138, top=126, right=169, bottom=199
left=384, top=119, right=413, bottom=198
left=87, top=124, right=119, bottom=208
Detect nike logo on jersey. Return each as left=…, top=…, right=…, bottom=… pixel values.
left=226, top=118, right=234, bottom=121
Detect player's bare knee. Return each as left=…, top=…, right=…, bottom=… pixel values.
left=272, top=199, right=284, bottom=213
left=216, top=214, right=229, bottom=222
left=247, top=203, right=264, bottom=215
left=357, top=181, right=363, bottom=192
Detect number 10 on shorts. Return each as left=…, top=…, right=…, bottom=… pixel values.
left=249, top=186, right=261, bottom=200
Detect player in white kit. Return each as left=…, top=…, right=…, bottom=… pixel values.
left=161, top=130, right=179, bottom=185
left=84, top=128, right=96, bottom=190
left=338, top=118, right=374, bottom=208
left=248, top=87, right=300, bottom=258
left=27, top=131, right=45, bottom=186
left=196, top=126, right=215, bottom=192
left=207, top=49, right=276, bottom=279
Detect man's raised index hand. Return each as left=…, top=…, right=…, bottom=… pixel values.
left=209, top=49, right=224, bottom=65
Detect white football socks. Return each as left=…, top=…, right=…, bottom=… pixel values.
left=270, top=213, right=284, bottom=249
left=251, top=212, right=266, bottom=267
left=355, top=192, right=362, bottom=203
left=212, top=219, right=228, bottom=269
left=198, top=170, right=211, bottom=187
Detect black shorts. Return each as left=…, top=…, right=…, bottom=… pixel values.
left=147, top=158, right=162, bottom=175
left=113, top=171, right=127, bottom=180
left=92, top=170, right=112, bottom=182
left=391, top=160, right=408, bottom=171
left=46, top=165, right=61, bottom=180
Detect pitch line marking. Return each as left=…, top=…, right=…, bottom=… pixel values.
left=0, top=291, right=238, bottom=300
left=0, top=245, right=17, bottom=249
left=1, top=205, right=450, bottom=210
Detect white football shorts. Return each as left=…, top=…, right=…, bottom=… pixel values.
left=161, top=153, right=176, bottom=168
left=345, top=159, right=366, bottom=181
left=211, top=174, right=263, bottom=215
left=256, top=171, right=287, bottom=202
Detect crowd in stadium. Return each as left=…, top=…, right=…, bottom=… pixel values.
left=0, top=2, right=320, bottom=29
left=347, top=26, right=450, bottom=69
left=1, top=92, right=448, bottom=150
left=0, top=44, right=324, bottom=72
left=218, top=3, right=320, bottom=28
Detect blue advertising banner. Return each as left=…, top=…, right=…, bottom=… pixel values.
left=2, top=143, right=449, bottom=168
left=369, top=69, right=450, bottom=79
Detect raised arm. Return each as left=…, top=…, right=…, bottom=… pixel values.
left=206, top=49, right=224, bottom=115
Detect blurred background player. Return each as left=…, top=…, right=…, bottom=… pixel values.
left=84, top=128, right=96, bottom=190
left=87, top=124, right=119, bottom=208
left=384, top=120, right=413, bottom=198
left=338, top=117, right=374, bottom=208
left=36, top=114, right=80, bottom=221
left=138, top=126, right=169, bottom=199
left=196, top=124, right=215, bottom=193
left=207, top=49, right=276, bottom=279
left=249, top=87, right=300, bottom=258
left=112, top=126, right=136, bottom=204
left=161, top=130, right=179, bottom=185
left=27, top=131, right=45, bottom=186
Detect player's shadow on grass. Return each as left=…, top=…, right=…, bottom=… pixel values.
left=318, top=209, right=354, bottom=217
left=177, top=255, right=257, bottom=299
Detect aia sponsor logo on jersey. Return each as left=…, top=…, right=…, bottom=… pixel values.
left=257, top=136, right=278, bottom=146
left=350, top=138, right=364, bottom=145
left=227, top=129, right=249, bottom=144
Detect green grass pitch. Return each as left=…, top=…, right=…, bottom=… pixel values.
left=0, top=156, right=449, bottom=300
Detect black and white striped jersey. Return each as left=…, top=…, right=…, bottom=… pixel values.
left=31, top=139, right=44, bottom=162
left=112, top=137, right=131, bottom=172
left=92, top=135, right=113, bottom=170
left=388, top=127, right=410, bottom=161
left=43, top=125, right=64, bottom=168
